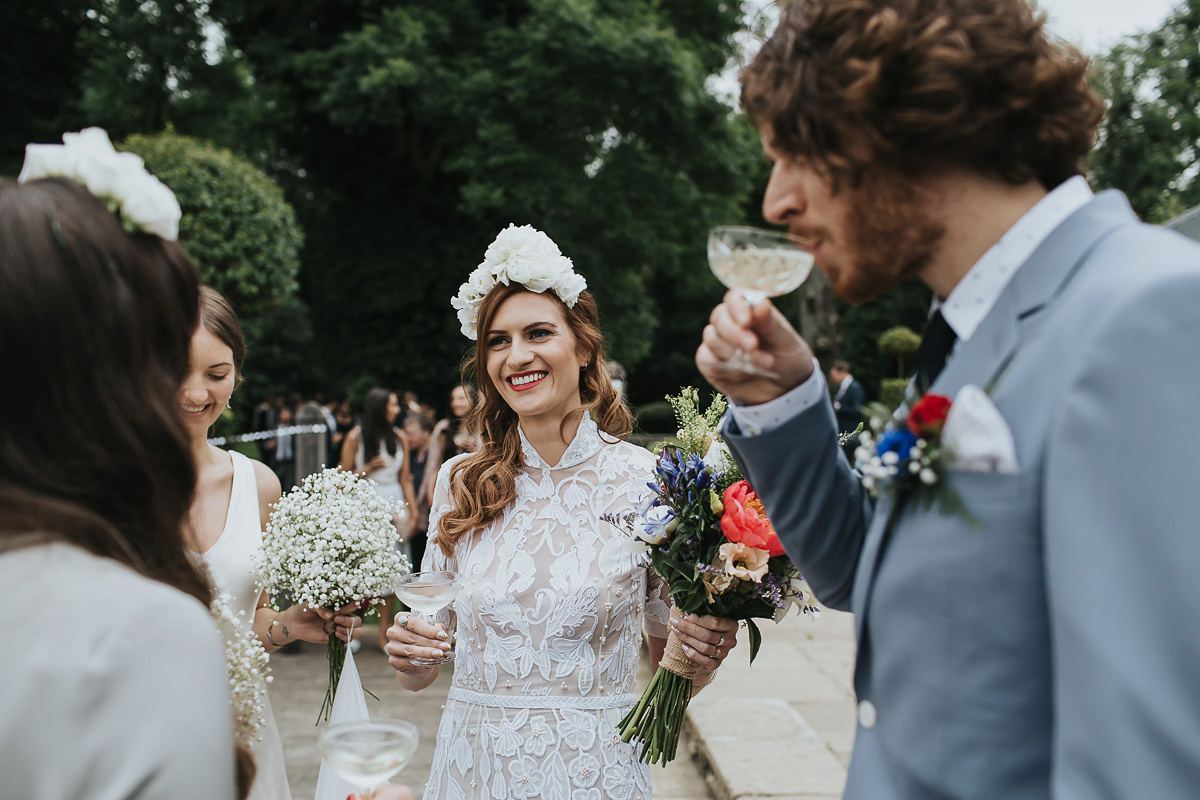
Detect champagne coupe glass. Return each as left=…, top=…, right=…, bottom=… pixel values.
left=707, top=225, right=815, bottom=379
left=393, top=570, right=462, bottom=666
left=318, top=718, right=419, bottom=797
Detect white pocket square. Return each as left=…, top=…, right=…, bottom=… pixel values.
left=940, top=384, right=1019, bottom=473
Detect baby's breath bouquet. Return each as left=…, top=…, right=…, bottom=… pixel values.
left=210, top=592, right=271, bottom=747
left=608, top=388, right=819, bottom=764
left=255, top=467, right=410, bottom=721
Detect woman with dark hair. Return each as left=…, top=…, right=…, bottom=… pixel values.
left=181, top=286, right=361, bottom=800
left=384, top=226, right=738, bottom=800
left=340, top=388, right=418, bottom=544
left=0, top=130, right=235, bottom=798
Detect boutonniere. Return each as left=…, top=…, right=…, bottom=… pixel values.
left=856, top=391, right=975, bottom=522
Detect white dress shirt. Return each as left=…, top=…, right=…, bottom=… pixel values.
left=732, top=175, right=1094, bottom=435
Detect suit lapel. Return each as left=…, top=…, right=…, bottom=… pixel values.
left=850, top=191, right=1139, bottom=630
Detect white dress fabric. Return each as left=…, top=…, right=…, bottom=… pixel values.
left=357, top=430, right=411, bottom=560
left=0, top=542, right=235, bottom=799
left=422, top=415, right=670, bottom=800
left=201, top=450, right=292, bottom=800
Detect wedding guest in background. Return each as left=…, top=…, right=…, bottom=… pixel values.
left=180, top=287, right=361, bottom=800
left=402, top=409, right=435, bottom=578
left=318, top=392, right=341, bottom=467
left=698, top=1, right=1200, bottom=797
left=252, top=394, right=279, bottom=471
left=422, top=384, right=479, bottom=510
left=334, top=398, right=357, bottom=446
left=0, top=133, right=234, bottom=799
left=273, top=404, right=296, bottom=491
left=828, top=359, right=864, bottom=436
left=385, top=225, right=737, bottom=799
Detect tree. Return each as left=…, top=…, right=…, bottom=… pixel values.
left=1090, top=0, right=1200, bottom=222
left=75, top=0, right=251, bottom=145
left=210, top=0, right=760, bottom=407
left=121, top=131, right=309, bottom=402
left=0, top=3, right=90, bottom=175
left=877, top=325, right=921, bottom=378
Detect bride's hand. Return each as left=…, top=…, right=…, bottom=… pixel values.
left=385, top=612, right=451, bottom=673
left=670, top=612, right=738, bottom=670
left=282, top=601, right=362, bottom=644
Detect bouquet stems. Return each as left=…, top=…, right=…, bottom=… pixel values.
left=318, top=633, right=345, bottom=724
left=619, top=607, right=699, bottom=765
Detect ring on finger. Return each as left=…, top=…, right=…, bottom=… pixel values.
left=714, top=645, right=722, bottom=657
left=396, top=614, right=409, bottom=628
left=718, top=634, right=726, bottom=646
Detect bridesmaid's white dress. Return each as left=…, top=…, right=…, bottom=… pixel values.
left=202, top=450, right=292, bottom=800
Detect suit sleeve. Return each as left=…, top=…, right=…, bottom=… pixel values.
left=1044, top=267, right=1200, bottom=797
left=723, top=397, right=873, bottom=610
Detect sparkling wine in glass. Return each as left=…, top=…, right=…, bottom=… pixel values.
left=318, top=718, right=419, bottom=796
left=707, top=225, right=815, bottom=379
left=393, top=570, right=462, bottom=666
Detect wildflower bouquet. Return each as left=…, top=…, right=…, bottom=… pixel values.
left=210, top=592, right=272, bottom=747
left=255, top=467, right=410, bottom=721
left=608, top=388, right=819, bottom=765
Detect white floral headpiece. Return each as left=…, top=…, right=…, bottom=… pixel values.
left=18, top=127, right=182, bottom=241
left=451, top=224, right=588, bottom=339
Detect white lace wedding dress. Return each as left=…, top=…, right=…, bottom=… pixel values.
left=422, top=415, right=669, bottom=800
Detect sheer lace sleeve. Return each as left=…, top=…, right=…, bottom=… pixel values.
left=424, top=454, right=467, bottom=630
left=643, top=564, right=671, bottom=639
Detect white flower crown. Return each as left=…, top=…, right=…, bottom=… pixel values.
left=18, top=127, right=182, bottom=241
left=451, top=224, right=588, bottom=339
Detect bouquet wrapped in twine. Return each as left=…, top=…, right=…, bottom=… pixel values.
left=608, top=388, right=820, bottom=765
left=255, top=467, right=410, bottom=721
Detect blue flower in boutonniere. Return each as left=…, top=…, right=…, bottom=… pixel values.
left=856, top=392, right=975, bottom=522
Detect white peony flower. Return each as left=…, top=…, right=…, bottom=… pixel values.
left=451, top=224, right=587, bottom=339
left=16, top=127, right=182, bottom=241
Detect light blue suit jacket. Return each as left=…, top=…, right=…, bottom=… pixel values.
left=724, top=191, right=1200, bottom=799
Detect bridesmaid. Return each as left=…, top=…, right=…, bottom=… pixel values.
left=179, top=287, right=361, bottom=800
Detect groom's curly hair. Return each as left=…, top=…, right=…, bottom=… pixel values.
left=741, top=0, right=1105, bottom=190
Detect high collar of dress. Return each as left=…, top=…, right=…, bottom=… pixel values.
left=518, top=413, right=603, bottom=470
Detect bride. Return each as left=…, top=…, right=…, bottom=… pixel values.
left=385, top=225, right=738, bottom=799
left=180, top=286, right=361, bottom=800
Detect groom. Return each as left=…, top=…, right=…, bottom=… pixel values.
left=698, top=0, right=1200, bottom=797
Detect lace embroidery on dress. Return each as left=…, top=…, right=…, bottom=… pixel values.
left=422, top=415, right=669, bottom=800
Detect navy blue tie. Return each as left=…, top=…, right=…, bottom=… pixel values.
left=913, top=309, right=957, bottom=392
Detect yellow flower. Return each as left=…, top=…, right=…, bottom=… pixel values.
left=718, top=541, right=770, bottom=583
left=708, top=489, right=724, bottom=515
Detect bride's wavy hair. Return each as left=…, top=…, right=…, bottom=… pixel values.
left=436, top=283, right=632, bottom=557
left=741, top=0, right=1104, bottom=190
left=0, top=176, right=210, bottom=607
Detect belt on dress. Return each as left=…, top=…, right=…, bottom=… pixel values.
left=447, top=686, right=638, bottom=710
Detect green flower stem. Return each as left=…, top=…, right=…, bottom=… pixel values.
left=318, top=634, right=345, bottom=724
left=619, top=666, right=695, bottom=765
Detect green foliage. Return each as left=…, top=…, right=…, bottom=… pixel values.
left=634, top=400, right=676, bottom=434
left=880, top=379, right=909, bottom=411
left=1090, top=0, right=1200, bottom=221
left=0, top=3, right=89, bottom=175
left=666, top=387, right=726, bottom=455
left=210, top=0, right=759, bottom=405
left=120, top=131, right=308, bottom=400
left=77, top=0, right=251, bottom=144
left=877, top=325, right=921, bottom=355
left=836, top=279, right=931, bottom=396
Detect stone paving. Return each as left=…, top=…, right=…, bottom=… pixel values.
left=268, top=607, right=856, bottom=799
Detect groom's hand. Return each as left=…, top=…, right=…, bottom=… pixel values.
left=697, top=289, right=815, bottom=405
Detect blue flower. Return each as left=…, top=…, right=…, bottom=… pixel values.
left=876, top=429, right=918, bottom=462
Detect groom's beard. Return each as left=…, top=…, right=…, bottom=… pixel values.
left=826, top=170, right=944, bottom=304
